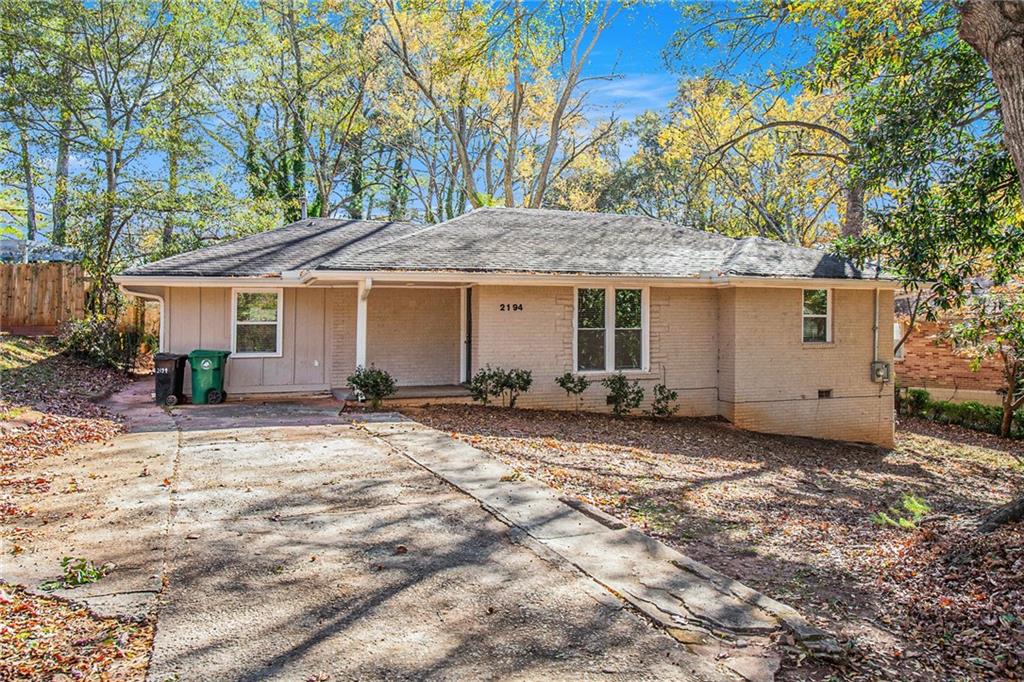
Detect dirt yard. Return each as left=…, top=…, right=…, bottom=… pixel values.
left=0, top=336, right=151, bottom=681
left=407, top=405, right=1024, bottom=681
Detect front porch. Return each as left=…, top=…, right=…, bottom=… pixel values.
left=336, top=278, right=471, bottom=391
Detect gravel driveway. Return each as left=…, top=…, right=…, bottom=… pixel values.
left=148, top=402, right=703, bottom=681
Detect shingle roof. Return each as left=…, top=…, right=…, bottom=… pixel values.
left=121, top=218, right=419, bottom=277
left=121, top=208, right=886, bottom=280
left=318, top=208, right=886, bottom=280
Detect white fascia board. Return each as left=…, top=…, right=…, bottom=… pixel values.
left=304, top=270, right=899, bottom=289
left=113, top=275, right=307, bottom=287
left=115, top=271, right=898, bottom=290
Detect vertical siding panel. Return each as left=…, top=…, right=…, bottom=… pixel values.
left=294, top=288, right=325, bottom=385
left=262, top=288, right=296, bottom=386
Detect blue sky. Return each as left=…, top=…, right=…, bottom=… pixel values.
left=581, top=2, right=818, bottom=121
left=583, top=2, right=682, bottom=120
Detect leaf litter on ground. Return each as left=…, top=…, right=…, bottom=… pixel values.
left=407, top=405, right=1024, bottom=681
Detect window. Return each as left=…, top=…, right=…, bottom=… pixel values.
left=232, top=289, right=282, bottom=357
left=575, top=287, right=647, bottom=372
left=802, top=289, right=831, bottom=343
left=893, top=321, right=905, bottom=360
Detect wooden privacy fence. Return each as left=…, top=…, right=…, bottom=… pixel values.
left=0, top=263, right=87, bottom=335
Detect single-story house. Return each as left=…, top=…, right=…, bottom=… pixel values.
left=115, top=207, right=897, bottom=446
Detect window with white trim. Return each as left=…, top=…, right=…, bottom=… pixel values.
left=575, top=287, right=646, bottom=372
left=802, top=289, right=831, bottom=343
left=232, top=289, right=282, bottom=356
left=893, top=321, right=905, bottom=360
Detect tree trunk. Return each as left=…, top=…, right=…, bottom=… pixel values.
left=348, top=134, right=364, bottom=219
left=18, top=125, right=37, bottom=246
left=504, top=1, right=524, bottom=207
left=959, top=1, right=1024, bottom=205
left=163, top=144, right=178, bottom=249
left=53, top=110, right=71, bottom=246
left=842, top=176, right=865, bottom=237
left=978, top=493, right=1024, bottom=533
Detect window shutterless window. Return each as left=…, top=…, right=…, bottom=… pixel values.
left=802, top=289, right=831, bottom=343
left=232, top=289, right=283, bottom=357
left=574, top=287, right=647, bottom=372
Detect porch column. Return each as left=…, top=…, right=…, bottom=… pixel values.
left=355, top=277, right=372, bottom=368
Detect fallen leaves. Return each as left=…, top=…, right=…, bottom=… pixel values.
left=406, top=404, right=1024, bottom=681
left=0, top=583, right=153, bottom=681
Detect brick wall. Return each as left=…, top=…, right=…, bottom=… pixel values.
left=366, top=287, right=461, bottom=386
left=723, top=287, right=895, bottom=447
left=897, top=320, right=1004, bottom=394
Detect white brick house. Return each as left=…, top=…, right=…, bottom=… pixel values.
left=116, top=208, right=897, bottom=446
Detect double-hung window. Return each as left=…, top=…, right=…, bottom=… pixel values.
left=802, top=289, right=832, bottom=343
left=232, top=289, right=283, bottom=357
left=575, top=287, right=646, bottom=372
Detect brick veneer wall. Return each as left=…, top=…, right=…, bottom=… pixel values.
left=897, top=320, right=1004, bottom=393
left=470, top=284, right=894, bottom=446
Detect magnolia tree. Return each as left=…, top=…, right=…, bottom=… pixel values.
left=949, top=287, right=1024, bottom=438
left=949, top=286, right=1024, bottom=531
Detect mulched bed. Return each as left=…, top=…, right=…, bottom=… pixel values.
left=406, top=404, right=1024, bottom=681
left=0, top=583, right=153, bottom=681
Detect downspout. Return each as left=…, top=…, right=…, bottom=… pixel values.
left=119, top=284, right=165, bottom=353
left=873, top=287, right=879, bottom=363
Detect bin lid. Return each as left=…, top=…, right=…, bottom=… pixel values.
left=154, top=352, right=188, bottom=361
left=188, top=349, right=232, bottom=359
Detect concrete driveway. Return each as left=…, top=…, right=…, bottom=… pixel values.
left=146, top=398, right=705, bottom=681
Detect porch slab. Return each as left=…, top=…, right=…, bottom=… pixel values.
left=333, top=384, right=472, bottom=403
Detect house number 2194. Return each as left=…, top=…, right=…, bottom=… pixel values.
left=499, top=303, right=523, bottom=311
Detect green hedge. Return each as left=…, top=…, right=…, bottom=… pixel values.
left=899, top=388, right=1023, bottom=439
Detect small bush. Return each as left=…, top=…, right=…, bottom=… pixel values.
left=870, top=493, right=932, bottom=531
left=555, top=371, right=591, bottom=410
left=649, top=383, right=679, bottom=418
left=59, top=315, right=141, bottom=373
left=602, top=372, right=644, bottom=417
left=904, top=388, right=931, bottom=416
left=346, top=365, right=397, bottom=409
left=469, top=366, right=533, bottom=407
left=469, top=366, right=502, bottom=405
left=499, top=367, right=533, bottom=407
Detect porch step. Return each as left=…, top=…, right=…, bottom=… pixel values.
left=333, top=384, right=472, bottom=403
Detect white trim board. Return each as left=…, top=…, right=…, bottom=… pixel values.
left=230, top=287, right=284, bottom=358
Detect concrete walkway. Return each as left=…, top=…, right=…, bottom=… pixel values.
left=363, top=421, right=843, bottom=678
left=140, top=397, right=719, bottom=681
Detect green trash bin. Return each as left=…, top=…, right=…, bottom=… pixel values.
left=188, top=349, right=231, bottom=405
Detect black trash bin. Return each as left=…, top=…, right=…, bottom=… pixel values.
left=154, top=352, right=188, bottom=406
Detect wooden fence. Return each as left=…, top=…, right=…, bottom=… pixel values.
left=0, top=263, right=87, bottom=335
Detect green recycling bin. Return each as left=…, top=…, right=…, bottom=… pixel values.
left=188, top=349, right=230, bottom=404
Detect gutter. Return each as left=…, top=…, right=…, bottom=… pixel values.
left=118, top=284, right=165, bottom=353
left=113, top=271, right=900, bottom=290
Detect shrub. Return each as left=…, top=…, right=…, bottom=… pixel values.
left=58, top=315, right=141, bottom=373
left=602, top=372, right=644, bottom=417
left=870, top=493, right=932, bottom=531
left=649, top=383, right=679, bottom=418
left=469, top=366, right=533, bottom=407
left=499, top=367, right=533, bottom=407
left=469, top=366, right=502, bottom=405
left=904, top=388, right=931, bottom=416
left=346, top=365, right=397, bottom=409
left=555, top=372, right=591, bottom=410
